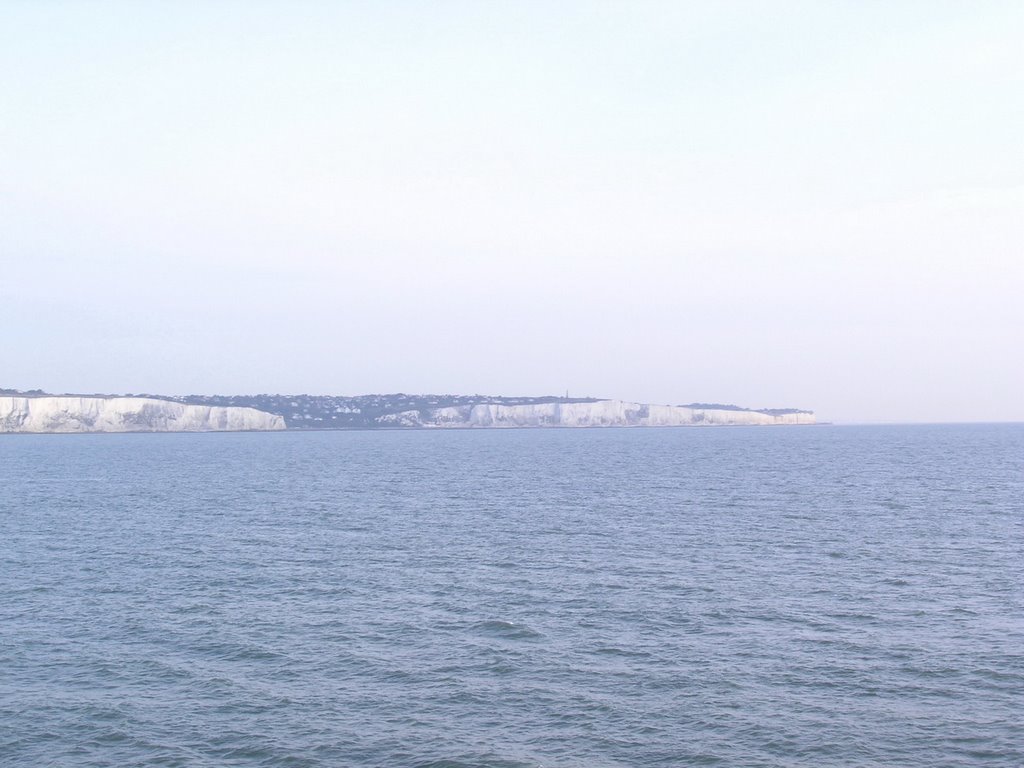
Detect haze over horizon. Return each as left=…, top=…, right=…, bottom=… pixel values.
left=2, top=2, right=1022, bottom=424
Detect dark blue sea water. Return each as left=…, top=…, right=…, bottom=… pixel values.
left=1, top=425, right=1022, bottom=767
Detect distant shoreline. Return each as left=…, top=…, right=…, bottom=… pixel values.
left=1, top=391, right=814, bottom=434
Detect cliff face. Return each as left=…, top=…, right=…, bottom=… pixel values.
left=0, top=396, right=286, bottom=433
left=377, top=400, right=815, bottom=428
left=0, top=394, right=814, bottom=432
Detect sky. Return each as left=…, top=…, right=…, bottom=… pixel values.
left=1, top=1, right=1022, bottom=423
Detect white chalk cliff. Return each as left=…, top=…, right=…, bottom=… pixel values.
left=376, top=400, right=815, bottom=428
left=0, top=396, right=286, bottom=433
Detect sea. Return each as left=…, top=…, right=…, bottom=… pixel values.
left=1, top=424, right=1021, bottom=767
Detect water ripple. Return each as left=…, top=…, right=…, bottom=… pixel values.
left=1, top=424, right=1022, bottom=766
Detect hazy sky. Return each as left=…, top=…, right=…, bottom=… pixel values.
left=2, top=1, right=1022, bottom=423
